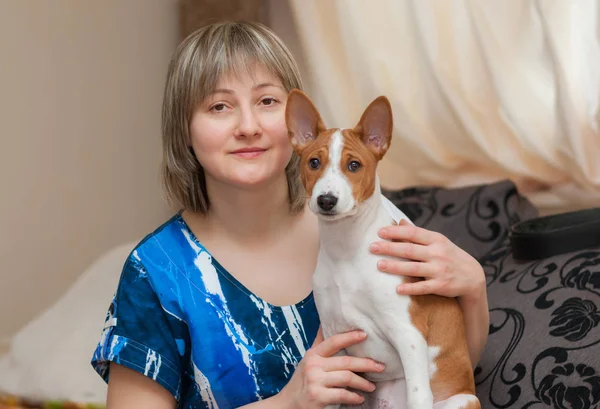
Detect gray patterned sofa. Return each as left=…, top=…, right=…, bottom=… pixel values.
left=383, top=180, right=600, bottom=409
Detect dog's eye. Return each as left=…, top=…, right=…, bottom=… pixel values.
left=348, top=160, right=361, bottom=172
left=309, top=158, right=321, bottom=169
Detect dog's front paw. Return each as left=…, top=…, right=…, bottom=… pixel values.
left=407, top=391, right=433, bottom=409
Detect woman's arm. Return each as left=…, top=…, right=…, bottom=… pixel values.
left=107, top=364, right=287, bottom=409
left=458, top=282, right=489, bottom=366
left=106, top=363, right=176, bottom=409
left=108, top=329, right=385, bottom=409
left=107, top=364, right=286, bottom=409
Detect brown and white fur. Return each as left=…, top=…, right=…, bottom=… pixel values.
left=285, top=89, right=480, bottom=409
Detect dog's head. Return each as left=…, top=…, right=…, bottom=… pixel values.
left=285, top=89, right=393, bottom=220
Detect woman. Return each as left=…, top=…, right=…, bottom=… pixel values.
left=91, top=21, right=489, bottom=409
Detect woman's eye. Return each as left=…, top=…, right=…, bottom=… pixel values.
left=309, top=158, right=320, bottom=170
left=211, top=103, right=226, bottom=112
left=262, top=98, right=276, bottom=106
left=348, top=160, right=361, bottom=172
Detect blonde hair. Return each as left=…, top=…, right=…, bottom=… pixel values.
left=161, top=21, right=305, bottom=214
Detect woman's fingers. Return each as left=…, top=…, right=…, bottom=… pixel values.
left=371, top=241, right=431, bottom=262
left=377, top=220, right=444, bottom=245
left=377, top=259, right=434, bottom=278
left=322, top=388, right=366, bottom=406
left=323, top=355, right=385, bottom=374
left=324, top=370, right=377, bottom=393
left=301, top=330, right=386, bottom=406
left=313, top=330, right=368, bottom=358
left=397, top=279, right=441, bottom=296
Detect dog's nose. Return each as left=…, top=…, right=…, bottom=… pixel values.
left=317, top=194, right=338, bottom=211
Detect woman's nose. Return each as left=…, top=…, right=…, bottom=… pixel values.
left=234, top=106, right=262, bottom=138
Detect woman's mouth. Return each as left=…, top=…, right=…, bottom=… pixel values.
left=231, top=147, right=267, bottom=159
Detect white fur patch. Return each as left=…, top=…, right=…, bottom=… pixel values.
left=308, top=130, right=356, bottom=216
left=428, top=345, right=440, bottom=377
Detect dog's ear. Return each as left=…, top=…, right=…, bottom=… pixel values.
left=352, top=96, right=393, bottom=160
left=285, top=89, right=326, bottom=154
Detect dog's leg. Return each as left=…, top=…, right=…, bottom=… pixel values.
left=433, top=394, right=480, bottom=409
left=387, top=329, right=434, bottom=409
left=349, top=382, right=480, bottom=409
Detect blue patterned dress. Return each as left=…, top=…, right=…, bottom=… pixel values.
left=91, top=213, right=320, bottom=408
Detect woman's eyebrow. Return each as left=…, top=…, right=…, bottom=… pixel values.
left=210, top=82, right=283, bottom=95
left=211, top=88, right=234, bottom=95
left=253, top=82, right=283, bottom=90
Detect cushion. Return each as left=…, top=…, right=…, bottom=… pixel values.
left=475, top=238, right=600, bottom=409
left=0, top=242, right=136, bottom=404
left=382, top=179, right=539, bottom=261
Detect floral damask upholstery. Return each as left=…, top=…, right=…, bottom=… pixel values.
left=383, top=180, right=600, bottom=409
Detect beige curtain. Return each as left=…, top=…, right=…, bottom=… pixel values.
left=287, top=0, right=600, bottom=214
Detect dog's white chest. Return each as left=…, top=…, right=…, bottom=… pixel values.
left=311, top=199, right=440, bottom=386
left=313, top=252, right=407, bottom=327
left=313, top=237, right=417, bottom=379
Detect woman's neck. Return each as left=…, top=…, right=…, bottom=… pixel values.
left=186, top=173, right=303, bottom=246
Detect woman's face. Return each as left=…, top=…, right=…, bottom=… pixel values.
left=189, top=65, right=293, bottom=191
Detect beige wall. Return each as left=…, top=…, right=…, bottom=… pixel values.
left=0, top=0, right=320, bottom=347
left=0, top=1, right=178, bottom=342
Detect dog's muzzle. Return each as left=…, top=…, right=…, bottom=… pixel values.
left=317, top=193, right=338, bottom=212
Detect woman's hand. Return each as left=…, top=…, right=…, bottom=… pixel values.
left=369, top=219, right=489, bottom=365
left=369, top=219, right=486, bottom=302
left=277, top=328, right=385, bottom=409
